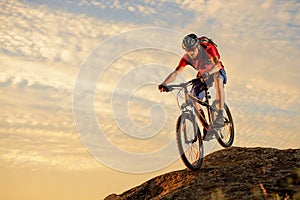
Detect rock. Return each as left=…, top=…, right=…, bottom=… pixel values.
left=104, top=147, right=300, bottom=200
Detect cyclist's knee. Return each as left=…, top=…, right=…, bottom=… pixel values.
left=214, top=70, right=226, bottom=84
left=213, top=73, right=223, bottom=84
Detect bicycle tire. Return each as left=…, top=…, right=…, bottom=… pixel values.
left=216, top=103, right=234, bottom=148
left=176, top=114, right=204, bottom=170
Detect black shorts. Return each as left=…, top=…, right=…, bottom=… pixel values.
left=194, top=69, right=227, bottom=97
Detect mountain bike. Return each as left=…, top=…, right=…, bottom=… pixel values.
left=163, top=77, right=234, bottom=170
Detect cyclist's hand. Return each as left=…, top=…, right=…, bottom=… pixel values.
left=191, top=77, right=201, bottom=85
left=158, top=83, right=170, bottom=92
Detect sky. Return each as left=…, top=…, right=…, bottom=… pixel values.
left=0, top=0, right=299, bottom=199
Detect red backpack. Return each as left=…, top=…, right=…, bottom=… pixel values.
left=199, top=36, right=220, bottom=59
left=199, top=36, right=217, bottom=47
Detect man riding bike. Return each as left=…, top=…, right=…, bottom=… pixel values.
left=158, top=33, right=227, bottom=127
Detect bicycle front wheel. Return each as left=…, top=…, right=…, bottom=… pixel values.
left=176, top=114, right=203, bottom=170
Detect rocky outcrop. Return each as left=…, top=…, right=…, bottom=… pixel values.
left=105, top=147, right=300, bottom=200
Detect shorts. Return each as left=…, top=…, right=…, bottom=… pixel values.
left=194, top=69, right=227, bottom=99
left=219, top=68, right=227, bottom=84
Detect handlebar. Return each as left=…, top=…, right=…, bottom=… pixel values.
left=160, top=76, right=211, bottom=108
left=165, top=77, right=205, bottom=92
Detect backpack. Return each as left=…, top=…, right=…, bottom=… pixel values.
left=199, top=36, right=220, bottom=60
left=199, top=36, right=218, bottom=48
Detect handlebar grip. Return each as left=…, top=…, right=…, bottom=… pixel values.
left=159, top=83, right=170, bottom=92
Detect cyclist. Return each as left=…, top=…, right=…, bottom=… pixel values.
left=158, top=33, right=227, bottom=127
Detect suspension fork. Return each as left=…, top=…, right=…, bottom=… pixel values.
left=180, top=109, right=197, bottom=144
left=180, top=86, right=193, bottom=143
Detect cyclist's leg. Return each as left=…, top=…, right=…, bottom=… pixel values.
left=214, top=69, right=226, bottom=110
left=192, top=83, right=204, bottom=106
left=214, top=77, right=224, bottom=110
left=213, top=69, right=227, bottom=126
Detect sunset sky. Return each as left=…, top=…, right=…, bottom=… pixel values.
left=1, top=0, right=299, bottom=199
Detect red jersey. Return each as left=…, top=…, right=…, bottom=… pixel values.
left=177, top=38, right=224, bottom=76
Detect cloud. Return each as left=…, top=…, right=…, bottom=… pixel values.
left=79, top=0, right=157, bottom=15
left=179, top=0, right=299, bottom=42
left=0, top=0, right=299, bottom=172
left=128, top=5, right=135, bottom=12
left=227, top=79, right=300, bottom=148
left=0, top=0, right=135, bottom=65
left=0, top=129, right=100, bottom=170
left=0, top=0, right=185, bottom=170
left=0, top=54, right=75, bottom=92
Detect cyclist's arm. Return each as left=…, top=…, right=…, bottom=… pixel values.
left=207, top=56, right=222, bottom=75
left=162, top=66, right=184, bottom=85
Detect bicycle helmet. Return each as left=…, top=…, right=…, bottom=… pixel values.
left=182, top=33, right=199, bottom=50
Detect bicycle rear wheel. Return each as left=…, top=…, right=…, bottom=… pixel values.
left=176, top=114, right=203, bottom=170
left=216, top=103, right=234, bottom=148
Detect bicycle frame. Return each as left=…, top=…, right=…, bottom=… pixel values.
left=169, top=80, right=217, bottom=136
left=187, top=87, right=212, bottom=132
